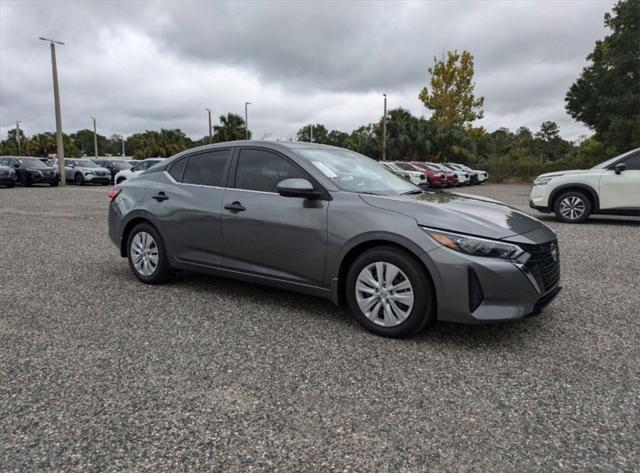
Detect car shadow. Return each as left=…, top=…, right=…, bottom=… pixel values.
left=535, top=214, right=640, bottom=226
left=129, top=269, right=547, bottom=345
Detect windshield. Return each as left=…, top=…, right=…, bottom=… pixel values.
left=111, top=161, right=131, bottom=170
left=77, top=160, right=100, bottom=168
left=133, top=159, right=161, bottom=170
left=592, top=149, right=639, bottom=169
left=19, top=158, right=48, bottom=168
left=296, top=148, right=418, bottom=195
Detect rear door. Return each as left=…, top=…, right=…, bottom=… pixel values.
left=220, top=147, right=328, bottom=286
left=150, top=149, right=232, bottom=266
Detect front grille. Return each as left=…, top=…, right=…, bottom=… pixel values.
left=0, top=170, right=7, bottom=176
left=522, top=240, right=560, bottom=293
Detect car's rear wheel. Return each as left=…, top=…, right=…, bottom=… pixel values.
left=127, top=223, right=174, bottom=284
left=346, top=246, right=434, bottom=338
left=554, top=190, right=591, bottom=223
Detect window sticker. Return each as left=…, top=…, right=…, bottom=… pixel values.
left=311, top=161, right=338, bottom=179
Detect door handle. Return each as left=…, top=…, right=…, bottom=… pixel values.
left=152, top=192, right=169, bottom=202
left=224, top=201, right=246, bottom=213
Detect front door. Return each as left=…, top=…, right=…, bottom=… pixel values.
left=599, top=152, right=640, bottom=210
left=220, top=147, right=328, bottom=286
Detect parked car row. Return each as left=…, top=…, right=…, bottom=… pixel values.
left=0, top=156, right=165, bottom=187
left=384, top=161, right=488, bottom=188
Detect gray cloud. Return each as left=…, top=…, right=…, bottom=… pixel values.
left=0, top=0, right=614, bottom=143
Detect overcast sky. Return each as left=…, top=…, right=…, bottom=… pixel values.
left=0, top=0, right=615, bottom=142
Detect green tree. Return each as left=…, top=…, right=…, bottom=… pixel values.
left=326, top=130, right=350, bottom=148
left=127, top=129, right=191, bottom=158
left=70, top=129, right=109, bottom=157
left=213, top=113, right=250, bottom=142
left=346, top=124, right=379, bottom=159
left=565, top=0, right=640, bottom=154
left=296, top=124, right=329, bottom=143
left=419, top=50, right=485, bottom=129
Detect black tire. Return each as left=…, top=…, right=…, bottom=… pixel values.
left=116, top=177, right=126, bottom=185
left=7, top=182, right=15, bottom=188
left=126, top=222, right=174, bottom=284
left=346, top=246, right=435, bottom=338
left=50, top=182, right=58, bottom=187
left=553, top=190, right=591, bottom=223
left=17, top=173, right=31, bottom=187
left=74, top=173, right=84, bottom=185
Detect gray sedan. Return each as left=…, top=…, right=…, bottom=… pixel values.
left=108, top=141, right=560, bottom=337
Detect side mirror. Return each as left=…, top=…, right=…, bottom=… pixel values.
left=277, top=178, right=320, bottom=198
left=614, top=162, right=626, bottom=175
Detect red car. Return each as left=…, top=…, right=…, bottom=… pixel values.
left=395, top=161, right=446, bottom=187
left=421, top=162, right=459, bottom=187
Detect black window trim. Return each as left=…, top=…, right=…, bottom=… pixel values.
left=166, top=147, right=234, bottom=189
left=229, top=146, right=330, bottom=200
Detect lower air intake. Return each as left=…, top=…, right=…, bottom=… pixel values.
left=468, top=267, right=484, bottom=312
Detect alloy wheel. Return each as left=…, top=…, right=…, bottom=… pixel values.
left=355, top=262, right=414, bottom=327
left=130, top=231, right=159, bottom=276
left=559, top=196, right=586, bottom=220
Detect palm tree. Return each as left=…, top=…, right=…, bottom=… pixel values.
left=213, top=113, right=250, bottom=142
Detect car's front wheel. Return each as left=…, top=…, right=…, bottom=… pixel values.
left=554, top=190, right=591, bottom=223
left=116, top=177, right=126, bottom=184
left=74, top=173, right=84, bottom=185
left=126, top=223, right=174, bottom=284
left=346, top=246, right=434, bottom=338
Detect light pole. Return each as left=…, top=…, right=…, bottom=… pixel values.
left=205, top=108, right=213, bottom=144
left=382, top=93, right=388, bottom=161
left=91, top=116, right=98, bottom=159
left=119, top=135, right=126, bottom=158
left=15, top=121, right=22, bottom=156
left=310, top=124, right=314, bottom=143
left=244, top=101, right=251, bottom=139
left=39, top=37, right=66, bottom=185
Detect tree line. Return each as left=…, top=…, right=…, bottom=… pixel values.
left=1, top=0, right=636, bottom=181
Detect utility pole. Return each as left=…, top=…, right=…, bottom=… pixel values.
left=310, top=124, right=314, bottom=143
left=244, top=102, right=251, bottom=139
left=91, top=116, right=98, bottom=159
left=205, top=108, right=212, bottom=143
left=15, top=121, right=21, bottom=156
left=39, top=37, right=66, bottom=185
left=121, top=135, right=126, bottom=158
left=382, top=93, right=388, bottom=161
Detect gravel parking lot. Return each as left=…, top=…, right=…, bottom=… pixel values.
left=1, top=183, right=639, bottom=472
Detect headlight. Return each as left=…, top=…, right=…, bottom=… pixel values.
left=85, top=171, right=94, bottom=176
left=533, top=176, right=553, bottom=186
left=423, top=228, right=524, bottom=260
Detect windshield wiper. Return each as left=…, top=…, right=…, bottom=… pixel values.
left=401, top=189, right=423, bottom=195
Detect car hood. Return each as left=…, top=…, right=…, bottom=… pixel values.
left=360, top=191, right=555, bottom=241
left=28, top=166, right=57, bottom=172
left=536, top=169, right=588, bottom=179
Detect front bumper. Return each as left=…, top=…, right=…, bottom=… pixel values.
left=0, top=175, right=16, bottom=185
left=84, top=175, right=110, bottom=184
left=31, top=173, right=60, bottom=184
left=529, top=199, right=551, bottom=213
left=426, top=245, right=561, bottom=324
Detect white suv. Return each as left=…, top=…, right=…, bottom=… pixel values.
left=529, top=149, right=640, bottom=223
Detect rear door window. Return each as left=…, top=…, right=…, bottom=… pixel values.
left=182, top=150, right=231, bottom=187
